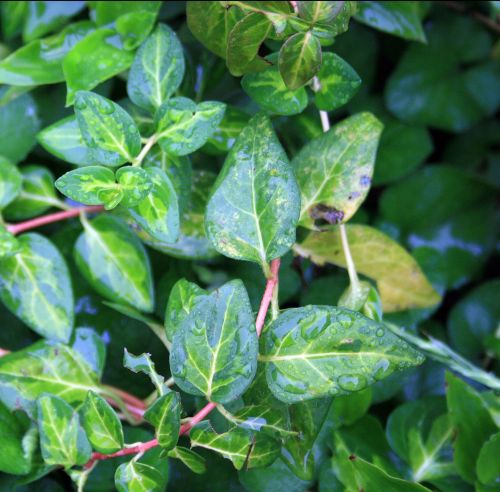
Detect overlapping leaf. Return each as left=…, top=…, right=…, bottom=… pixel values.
left=144, top=391, right=181, bottom=450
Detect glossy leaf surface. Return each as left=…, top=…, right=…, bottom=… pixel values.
left=144, top=391, right=181, bottom=450
left=115, top=461, right=164, bottom=492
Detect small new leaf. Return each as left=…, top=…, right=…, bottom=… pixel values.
left=144, top=391, right=181, bottom=451
left=124, top=350, right=165, bottom=395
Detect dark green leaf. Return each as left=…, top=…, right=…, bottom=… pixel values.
left=0, top=156, right=22, bottom=209
left=81, top=390, right=124, bottom=454
left=279, top=31, right=321, bottom=90
left=115, top=460, right=164, bottom=492
left=74, top=215, right=154, bottom=312
left=126, top=167, right=179, bottom=242
left=75, top=91, right=141, bottom=162
left=292, top=112, right=383, bottom=229
left=127, top=23, right=185, bottom=113
left=63, top=28, right=134, bottom=105
left=165, top=278, right=207, bottom=343
left=355, top=1, right=426, bottom=42
left=170, top=280, right=257, bottom=404
left=205, top=113, right=300, bottom=272
left=37, top=394, right=91, bottom=468
left=190, top=421, right=280, bottom=470
left=1, top=1, right=27, bottom=41
left=123, top=350, right=165, bottom=395
left=0, top=233, right=73, bottom=342
left=155, top=97, right=226, bottom=156
left=167, top=447, right=206, bottom=475
left=144, top=391, right=181, bottom=450
left=477, top=432, right=500, bottom=486
left=314, top=52, right=361, bottom=111
left=261, top=305, right=424, bottom=403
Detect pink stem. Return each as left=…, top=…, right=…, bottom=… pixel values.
left=6, top=205, right=104, bottom=236
left=84, top=258, right=282, bottom=467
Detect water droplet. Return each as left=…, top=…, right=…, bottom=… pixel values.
left=338, top=374, right=367, bottom=392
left=98, top=100, right=115, bottom=115
left=373, top=358, right=390, bottom=380
left=75, top=99, right=87, bottom=110
left=376, top=328, right=385, bottom=337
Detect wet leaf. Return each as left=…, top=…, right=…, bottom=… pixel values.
left=115, top=166, right=153, bottom=207
left=144, top=391, right=181, bottom=450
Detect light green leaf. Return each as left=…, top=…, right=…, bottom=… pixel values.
left=37, top=394, right=91, bottom=469
left=75, top=91, right=141, bottom=162
left=242, top=61, right=308, bottom=116
left=293, top=112, right=383, bottom=229
left=296, top=224, right=441, bottom=311
left=0, top=227, right=21, bottom=259
left=446, top=372, right=497, bottom=484
left=55, top=166, right=116, bottom=205
left=94, top=1, right=161, bottom=26
left=226, top=12, right=272, bottom=76
left=167, top=447, right=206, bottom=475
left=165, top=279, right=208, bottom=343
left=190, top=421, right=280, bottom=470
left=279, top=31, right=321, bottom=90
left=144, top=391, right=181, bottom=451
left=205, top=113, right=300, bottom=271
left=0, top=21, right=94, bottom=86
left=127, top=23, right=185, bottom=113
left=115, top=166, right=153, bottom=207
left=37, top=115, right=125, bottom=167
left=298, top=1, right=347, bottom=24
left=0, top=233, right=73, bottom=342
left=314, top=52, right=361, bottom=111
left=115, top=460, right=164, bottom=492
left=123, top=350, right=165, bottom=395
left=477, top=432, right=500, bottom=486
left=260, top=305, right=424, bottom=403
left=63, top=28, right=134, bottom=106
left=170, top=280, right=257, bottom=404
left=3, top=165, right=59, bottom=221
left=0, top=341, right=99, bottom=414
left=115, top=10, right=159, bottom=51
left=0, top=156, right=22, bottom=209
left=125, top=167, right=179, bottom=242
left=74, top=215, right=154, bottom=312
left=155, top=97, right=226, bottom=156
left=81, top=391, right=124, bottom=454
left=355, top=1, right=426, bottom=42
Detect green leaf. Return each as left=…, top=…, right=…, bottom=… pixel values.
left=339, top=281, right=383, bottom=322
left=354, top=1, right=426, bottom=42
left=55, top=166, right=116, bottom=205
left=226, top=12, right=272, bottom=76
left=0, top=156, right=22, bottom=209
left=386, top=398, right=455, bottom=483
left=385, top=16, right=500, bottom=132
left=81, top=391, right=124, bottom=454
left=279, top=31, right=321, bottom=90
left=23, top=1, right=85, bottom=41
left=293, top=112, right=383, bottom=229
left=1, top=1, right=27, bottom=41
left=127, top=23, right=185, bottom=113
left=0, top=402, right=36, bottom=475
left=186, top=1, right=244, bottom=59
left=0, top=340, right=99, bottom=414
left=0, top=233, right=73, bottom=342
left=190, top=421, right=280, bottom=470
left=165, top=278, right=208, bottom=343
left=115, top=460, right=164, bottom=492
left=446, top=372, right=497, bottom=484
left=205, top=113, right=300, bottom=271
left=0, top=21, right=94, bottom=86
left=63, top=28, right=134, bottom=105
left=75, top=91, right=141, bottom=162
left=38, top=115, right=125, bottom=167
left=3, top=165, right=59, bottom=221
left=260, top=305, right=424, bottom=403
left=74, top=215, right=154, bottom=312
left=298, top=1, right=347, bottom=24
left=123, top=350, right=165, bottom=395
left=144, top=391, right=181, bottom=450
left=37, top=394, right=91, bottom=469
left=94, top=1, right=160, bottom=26
left=167, top=447, right=206, bottom=475
left=155, top=97, right=226, bottom=156
left=0, top=227, right=21, bottom=259
left=125, top=167, right=179, bottom=243
left=170, top=280, right=257, bottom=404
left=115, top=166, right=153, bottom=207
left=71, top=327, right=106, bottom=379
left=328, top=388, right=373, bottom=431
left=297, top=225, right=441, bottom=311
left=477, top=432, right=500, bottom=486
left=0, top=89, right=40, bottom=164
left=241, top=61, right=308, bottom=116
left=314, top=52, right=361, bottom=111
left=202, top=106, right=250, bottom=155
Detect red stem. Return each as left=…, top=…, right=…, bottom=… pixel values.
left=84, top=258, right=281, bottom=468
left=6, top=205, right=104, bottom=236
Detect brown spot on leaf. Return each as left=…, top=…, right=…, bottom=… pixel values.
left=348, top=454, right=356, bottom=461
left=310, top=204, right=344, bottom=225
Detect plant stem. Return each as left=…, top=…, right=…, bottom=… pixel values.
left=6, top=205, right=104, bottom=236
left=132, top=134, right=158, bottom=167
left=84, top=258, right=282, bottom=468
